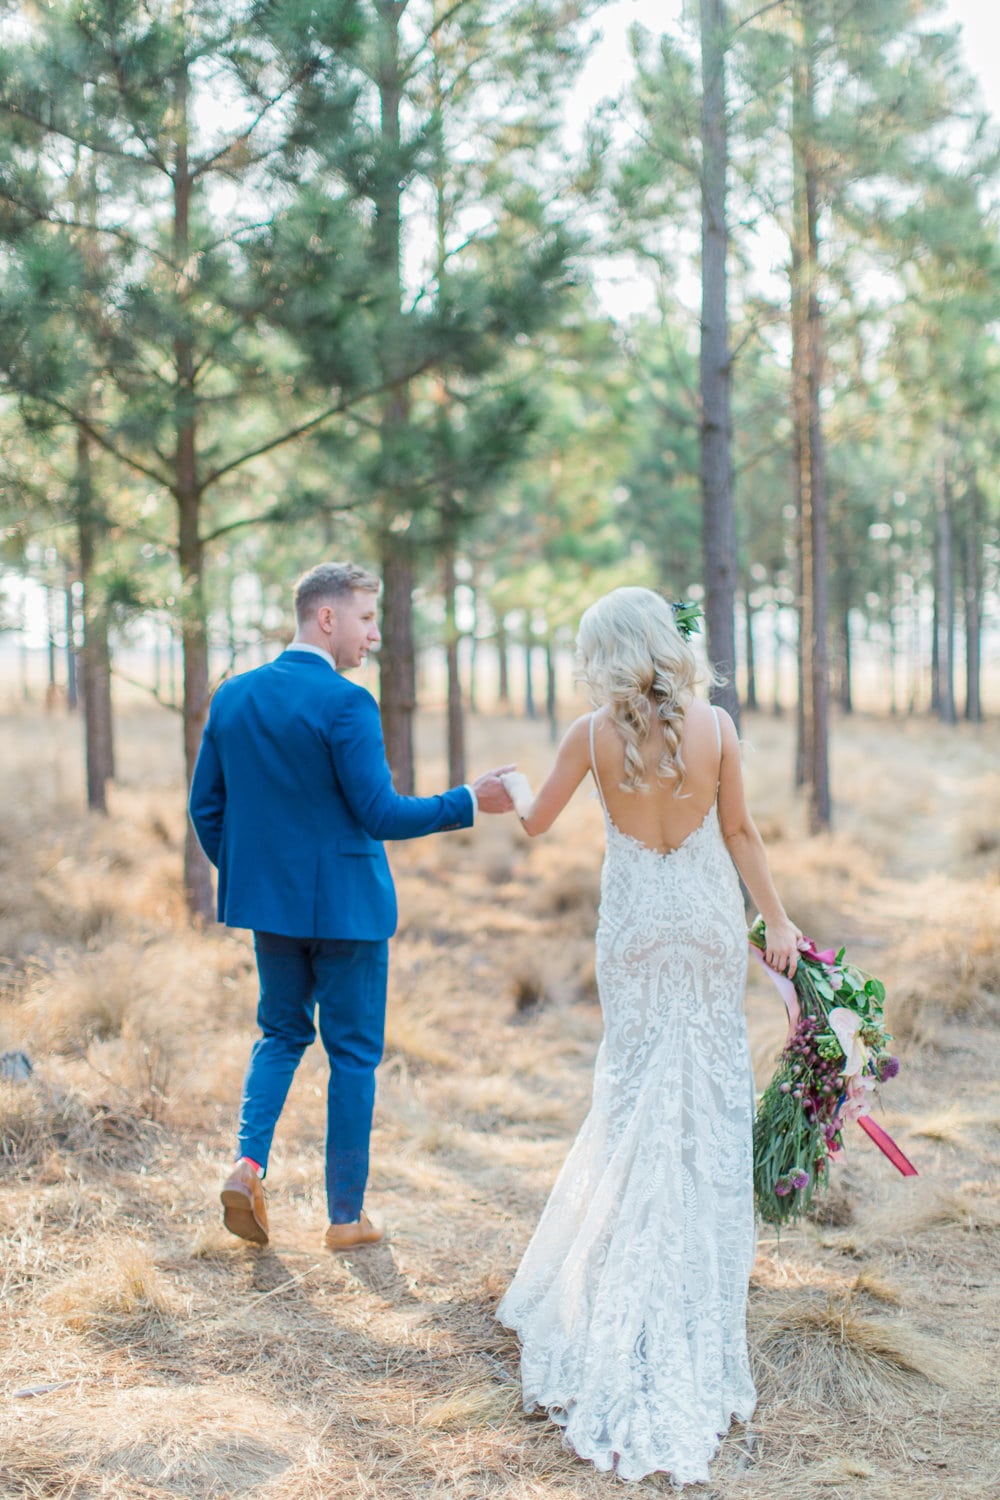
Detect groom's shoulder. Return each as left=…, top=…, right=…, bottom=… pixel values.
left=213, top=659, right=278, bottom=697
left=207, top=663, right=258, bottom=707
left=328, top=673, right=379, bottom=716
left=209, top=657, right=298, bottom=715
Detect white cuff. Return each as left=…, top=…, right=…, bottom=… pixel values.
left=464, top=783, right=478, bottom=819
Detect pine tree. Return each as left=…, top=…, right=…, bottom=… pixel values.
left=617, top=12, right=743, bottom=717
left=733, top=0, right=984, bottom=819
left=272, top=0, right=592, bottom=788
left=1, top=0, right=395, bottom=911
left=2, top=0, right=573, bottom=903
left=885, top=162, right=1000, bottom=725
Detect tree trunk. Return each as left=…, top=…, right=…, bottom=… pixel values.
left=170, top=627, right=181, bottom=706
left=173, top=50, right=214, bottom=919
left=791, top=2, right=831, bottom=830
left=497, top=616, right=510, bottom=705
left=772, top=599, right=783, bottom=716
left=930, top=536, right=940, bottom=714
left=907, top=573, right=920, bottom=715
left=524, top=636, right=536, bottom=719
left=65, top=579, right=78, bottom=711
left=793, top=593, right=805, bottom=781
left=76, top=424, right=114, bottom=813
left=743, top=586, right=757, bottom=711
left=935, top=448, right=956, bottom=726
left=443, top=545, right=466, bottom=785
left=546, top=638, right=558, bottom=743
left=963, top=484, right=983, bottom=722
left=840, top=595, right=852, bottom=714
left=468, top=581, right=479, bottom=715
left=45, top=585, right=58, bottom=706
left=379, top=543, right=417, bottom=791
left=699, top=0, right=740, bottom=727
left=19, top=617, right=30, bottom=702
left=374, top=2, right=416, bottom=790
left=179, top=485, right=213, bottom=918
left=226, top=570, right=239, bottom=674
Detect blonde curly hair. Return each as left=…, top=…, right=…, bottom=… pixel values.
left=576, top=586, right=705, bottom=795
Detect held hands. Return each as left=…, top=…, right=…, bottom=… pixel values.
left=763, top=916, right=804, bottom=979
left=472, top=764, right=518, bottom=815
left=500, top=770, right=535, bottom=821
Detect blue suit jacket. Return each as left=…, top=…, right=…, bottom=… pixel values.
left=188, top=651, right=474, bottom=940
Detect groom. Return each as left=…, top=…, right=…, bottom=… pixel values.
left=189, top=561, right=514, bottom=1250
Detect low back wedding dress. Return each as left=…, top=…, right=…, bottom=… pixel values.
left=497, top=708, right=756, bottom=1486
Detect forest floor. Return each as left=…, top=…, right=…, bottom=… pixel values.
left=1, top=698, right=999, bottom=1500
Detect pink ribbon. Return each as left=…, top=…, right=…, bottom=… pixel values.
left=749, top=943, right=800, bottom=1034
left=857, top=1116, right=918, bottom=1175
left=749, top=939, right=917, bottom=1179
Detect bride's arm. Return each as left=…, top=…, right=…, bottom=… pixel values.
left=502, top=715, right=592, bottom=836
left=715, top=708, right=801, bottom=976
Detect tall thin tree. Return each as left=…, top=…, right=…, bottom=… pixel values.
left=789, top=0, right=830, bottom=829
left=699, top=0, right=740, bottom=724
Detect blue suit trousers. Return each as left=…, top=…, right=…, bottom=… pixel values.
left=238, top=932, right=389, bottom=1223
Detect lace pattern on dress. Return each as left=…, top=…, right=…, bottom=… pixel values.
left=497, top=708, right=756, bottom=1486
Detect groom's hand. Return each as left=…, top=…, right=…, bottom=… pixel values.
left=472, top=764, right=517, bottom=814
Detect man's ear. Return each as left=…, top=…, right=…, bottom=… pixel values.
left=315, top=603, right=337, bottom=635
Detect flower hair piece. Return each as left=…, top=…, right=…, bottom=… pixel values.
left=670, top=601, right=702, bottom=640
left=576, top=586, right=700, bottom=796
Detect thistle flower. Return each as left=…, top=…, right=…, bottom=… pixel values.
left=877, top=1053, right=900, bottom=1081
left=774, top=1176, right=792, bottom=1197
left=789, top=1168, right=810, bottom=1190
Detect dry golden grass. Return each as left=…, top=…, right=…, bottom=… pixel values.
left=0, top=699, right=998, bottom=1499
left=902, top=1102, right=1000, bottom=1150
left=750, top=1286, right=957, bottom=1408
left=44, top=1238, right=179, bottom=1341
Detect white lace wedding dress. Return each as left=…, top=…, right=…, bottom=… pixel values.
left=497, top=711, right=756, bottom=1486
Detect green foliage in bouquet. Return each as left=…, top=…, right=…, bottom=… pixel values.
left=749, top=917, right=899, bottom=1228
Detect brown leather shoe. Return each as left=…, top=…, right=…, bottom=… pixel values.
left=323, top=1211, right=383, bottom=1251
left=221, top=1159, right=269, bottom=1245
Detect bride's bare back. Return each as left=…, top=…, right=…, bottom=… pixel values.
left=592, top=697, right=722, bottom=855
left=505, top=690, right=798, bottom=979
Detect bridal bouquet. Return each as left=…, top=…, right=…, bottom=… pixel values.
left=749, top=918, right=911, bottom=1228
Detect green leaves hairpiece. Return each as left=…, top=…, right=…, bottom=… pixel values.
left=670, top=600, right=703, bottom=640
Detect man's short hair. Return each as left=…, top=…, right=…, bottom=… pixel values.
left=293, top=562, right=380, bottom=625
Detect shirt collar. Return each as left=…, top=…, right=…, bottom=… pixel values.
left=283, top=642, right=338, bottom=672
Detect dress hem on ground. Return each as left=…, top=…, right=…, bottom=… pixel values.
left=496, top=774, right=758, bottom=1488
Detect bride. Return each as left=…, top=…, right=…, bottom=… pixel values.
left=497, top=586, right=800, bottom=1487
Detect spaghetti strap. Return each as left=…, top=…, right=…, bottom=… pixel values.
left=589, top=713, right=609, bottom=814
left=712, top=706, right=723, bottom=791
